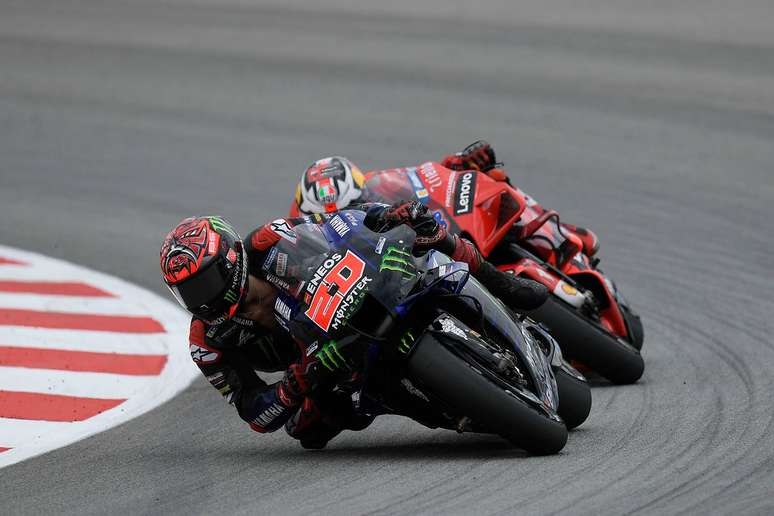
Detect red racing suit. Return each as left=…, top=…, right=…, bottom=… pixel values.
left=290, top=164, right=599, bottom=259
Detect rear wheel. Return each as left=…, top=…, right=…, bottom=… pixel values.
left=407, top=333, right=568, bottom=455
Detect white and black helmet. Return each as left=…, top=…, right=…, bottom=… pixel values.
left=295, top=156, right=365, bottom=214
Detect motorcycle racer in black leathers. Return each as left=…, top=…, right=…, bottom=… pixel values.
left=160, top=202, right=548, bottom=449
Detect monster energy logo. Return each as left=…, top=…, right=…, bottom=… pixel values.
left=208, top=217, right=239, bottom=239
left=223, top=289, right=238, bottom=303
left=379, top=246, right=416, bottom=278
left=399, top=330, right=415, bottom=354
left=315, top=341, right=347, bottom=371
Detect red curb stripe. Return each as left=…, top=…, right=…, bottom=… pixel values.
left=0, top=346, right=167, bottom=375
left=0, top=391, right=125, bottom=422
left=0, top=309, right=164, bottom=333
left=0, top=447, right=10, bottom=453
left=0, top=281, right=114, bottom=297
left=0, top=257, right=26, bottom=266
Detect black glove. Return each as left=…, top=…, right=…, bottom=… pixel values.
left=383, top=200, right=449, bottom=252
left=279, top=363, right=314, bottom=406
left=441, top=140, right=499, bottom=173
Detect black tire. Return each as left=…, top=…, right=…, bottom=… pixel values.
left=621, top=305, right=644, bottom=351
left=407, top=333, right=568, bottom=455
left=554, top=367, right=592, bottom=430
left=528, top=297, right=644, bottom=385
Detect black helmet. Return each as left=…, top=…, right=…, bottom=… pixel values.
left=160, top=216, right=248, bottom=324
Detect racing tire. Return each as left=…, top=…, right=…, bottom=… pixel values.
left=554, top=367, right=592, bottom=430
left=407, top=333, right=568, bottom=455
left=620, top=305, right=644, bottom=351
left=528, top=297, right=644, bottom=385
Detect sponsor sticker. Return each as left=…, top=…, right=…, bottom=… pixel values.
left=438, top=317, right=468, bottom=340
left=561, top=283, right=578, bottom=296
left=274, top=297, right=293, bottom=322
left=453, top=172, right=477, bottom=215
left=445, top=171, right=457, bottom=208
left=375, top=237, right=387, bottom=255
left=330, top=276, right=372, bottom=331
left=275, top=252, right=288, bottom=277
left=406, top=168, right=430, bottom=204
left=420, top=162, right=443, bottom=192
left=328, top=215, right=351, bottom=238
left=189, top=343, right=221, bottom=364
left=265, top=273, right=292, bottom=291
left=263, top=248, right=279, bottom=270
left=270, top=219, right=297, bottom=244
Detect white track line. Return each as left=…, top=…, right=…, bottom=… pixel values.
left=0, top=244, right=198, bottom=468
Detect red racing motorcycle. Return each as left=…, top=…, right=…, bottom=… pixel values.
left=359, top=162, right=644, bottom=384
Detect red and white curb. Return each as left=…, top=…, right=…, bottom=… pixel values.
left=0, top=245, right=198, bottom=468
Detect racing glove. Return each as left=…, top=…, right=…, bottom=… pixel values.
left=381, top=200, right=450, bottom=253
left=441, top=140, right=501, bottom=174
left=279, top=363, right=315, bottom=405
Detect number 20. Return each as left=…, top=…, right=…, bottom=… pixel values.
left=305, top=251, right=365, bottom=332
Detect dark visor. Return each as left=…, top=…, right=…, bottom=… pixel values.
left=170, top=258, right=231, bottom=311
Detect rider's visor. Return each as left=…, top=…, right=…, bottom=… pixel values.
left=169, top=257, right=231, bottom=312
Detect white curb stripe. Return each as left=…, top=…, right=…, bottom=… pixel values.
left=0, top=327, right=171, bottom=355
left=0, top=245, right=198, bottom=468
left=0, top=366, right=163, bottom=400
left=0, top=419, right=74, bottom=449
left=0, top=292, right=155, bottom=316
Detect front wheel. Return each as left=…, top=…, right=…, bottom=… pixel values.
left=407, top=333, right=568, bottom=455
left=554, top=366, right=592, bottom=430
left=528, top=296, right=644, bottom=385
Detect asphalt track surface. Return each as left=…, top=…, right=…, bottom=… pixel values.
left=1, top=1, right=773, bottom=514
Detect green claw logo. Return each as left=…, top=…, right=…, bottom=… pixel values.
left=379, top=246, right=416, bottom=278
left=315, top=341, right=347, bottom=371
left=207, top=217, right=239, bottom=239
left=399, top=330, right=415, bottom=354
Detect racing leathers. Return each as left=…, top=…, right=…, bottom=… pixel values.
left=187, top=202, right=538, bottom=447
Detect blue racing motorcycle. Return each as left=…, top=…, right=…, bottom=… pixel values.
left=270, top=210, right=590, bottom=455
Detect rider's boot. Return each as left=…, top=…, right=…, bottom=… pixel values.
left=445, top=234, right=549, bottom=311
left=285, top=392, right=374, bottom=450
left=476, top=261, right=549, bottom=311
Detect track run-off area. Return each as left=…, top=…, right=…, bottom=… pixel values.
left=0, top=0, right=773, bottom=514
left=0, top=245, right=197, bottom=468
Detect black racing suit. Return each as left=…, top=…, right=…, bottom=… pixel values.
left=188, top=205, right=455, bottom=440
left=187, top=203, right=537, bottom=442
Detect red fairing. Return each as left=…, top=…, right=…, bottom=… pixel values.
left=364, top=162, right=526, bottom=257
left=567, top=270, right=628, bottom=336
